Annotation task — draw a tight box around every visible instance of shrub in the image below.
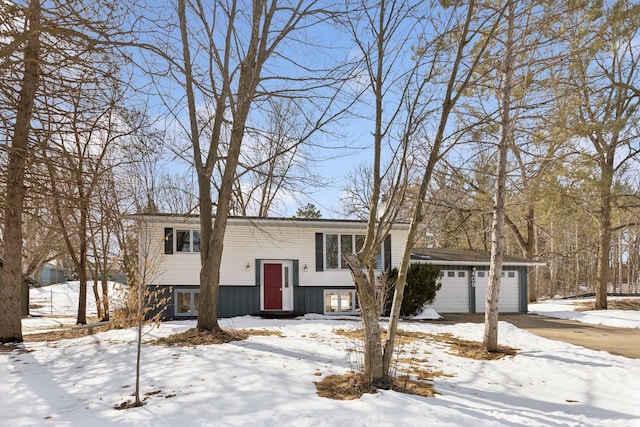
[386,264,441,317]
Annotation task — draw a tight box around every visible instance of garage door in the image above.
[475,270,519,313]
[430,270,469,312]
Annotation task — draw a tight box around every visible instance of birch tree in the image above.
[342,0,505,387]
[482,0,514,352]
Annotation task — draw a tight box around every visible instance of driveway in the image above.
[430,313,640,359]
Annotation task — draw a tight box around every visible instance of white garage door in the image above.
[430,270,469,312]
[475,270,519,313]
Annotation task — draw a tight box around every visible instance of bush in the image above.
[386,264,441,317]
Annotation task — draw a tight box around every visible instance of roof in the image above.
[411,247,544,267]
[134,213,411,230]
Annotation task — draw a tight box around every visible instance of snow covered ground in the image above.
[529,298,640,329]
[2,284,640,426]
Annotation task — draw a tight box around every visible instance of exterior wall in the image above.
[139,216,410,318]
[413,263,527,314]
[474,267,520,313]
[430,266,471,312]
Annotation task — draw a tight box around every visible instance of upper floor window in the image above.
[176,229,200,252]
[164,228,200,254]
[325,233,381,270]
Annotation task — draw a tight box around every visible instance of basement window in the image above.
[323,290,357,314]
[175,289,200,316]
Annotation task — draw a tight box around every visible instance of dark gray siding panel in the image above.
[293,260,299,287]
[468,269,476,313]
[519,266,528,313]
[147,284,185,319]
[217,286,260,318]
[294,286,357,315]
[151,284,260,319]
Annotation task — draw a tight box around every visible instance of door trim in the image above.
[260,260,293,311]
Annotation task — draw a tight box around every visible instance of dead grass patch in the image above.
[392,376,438,397]
[575,298,640,312]
[397,366,454,381]
[314,372,378,400]
[433,333,517,360]
[315,372,437,400]
[113,389,176,410]
[152,328,284,346]
[333,328,517,360]
[244,328,284,337]
[333,327,431,344]
[24,324,112,342]
[153,328,249,346]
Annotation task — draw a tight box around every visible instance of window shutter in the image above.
[383,234,391,271]
[164,228,174,254]
[315,233,324,271]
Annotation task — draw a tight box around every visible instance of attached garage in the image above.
[411,248,543,314]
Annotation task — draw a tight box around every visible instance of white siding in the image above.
[474,271,519,313]
[429,270,469,312]
[140,217,410,289]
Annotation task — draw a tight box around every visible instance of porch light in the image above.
[304,264,308,272]
[246,263,251,271]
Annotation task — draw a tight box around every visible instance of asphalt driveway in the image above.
[430,313,640,359]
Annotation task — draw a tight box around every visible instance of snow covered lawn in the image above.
[530,298,640,329]
[2,285,639,426]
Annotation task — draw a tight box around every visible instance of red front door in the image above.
[263,263,282,310]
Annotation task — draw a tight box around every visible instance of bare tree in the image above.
[341,0,505,386]
[232,98,325,217]
[482,0,514,353]
[0,0,40,343]
[559,0,640,309]
[384,0,505,375]
[172,0,350,333]
[1,0,145,338]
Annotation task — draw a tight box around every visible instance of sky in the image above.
[4,283,639,427]
[127,0,448,220]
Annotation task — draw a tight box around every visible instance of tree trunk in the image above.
[101,276,110,321]
[0,0,40,343]
[483,0,513,353]
[21,282,30,317]
[76,203,89,324]
[595,179,612,309]
[92,278,103,320]
[344,253,386,386]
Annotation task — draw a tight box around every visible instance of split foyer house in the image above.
[137,214,410,318]
[137,214,539,319]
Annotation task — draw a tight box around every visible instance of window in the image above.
[457,271,466,278]
[447,271,455,278]
[175,289,199,316]
[326,233,382,270]
[324,290,357,314]
[340,235,353,269]
[326,234,338,269]
[477,271,485,278]
[174,229,200,253]
[507,271,516,278]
